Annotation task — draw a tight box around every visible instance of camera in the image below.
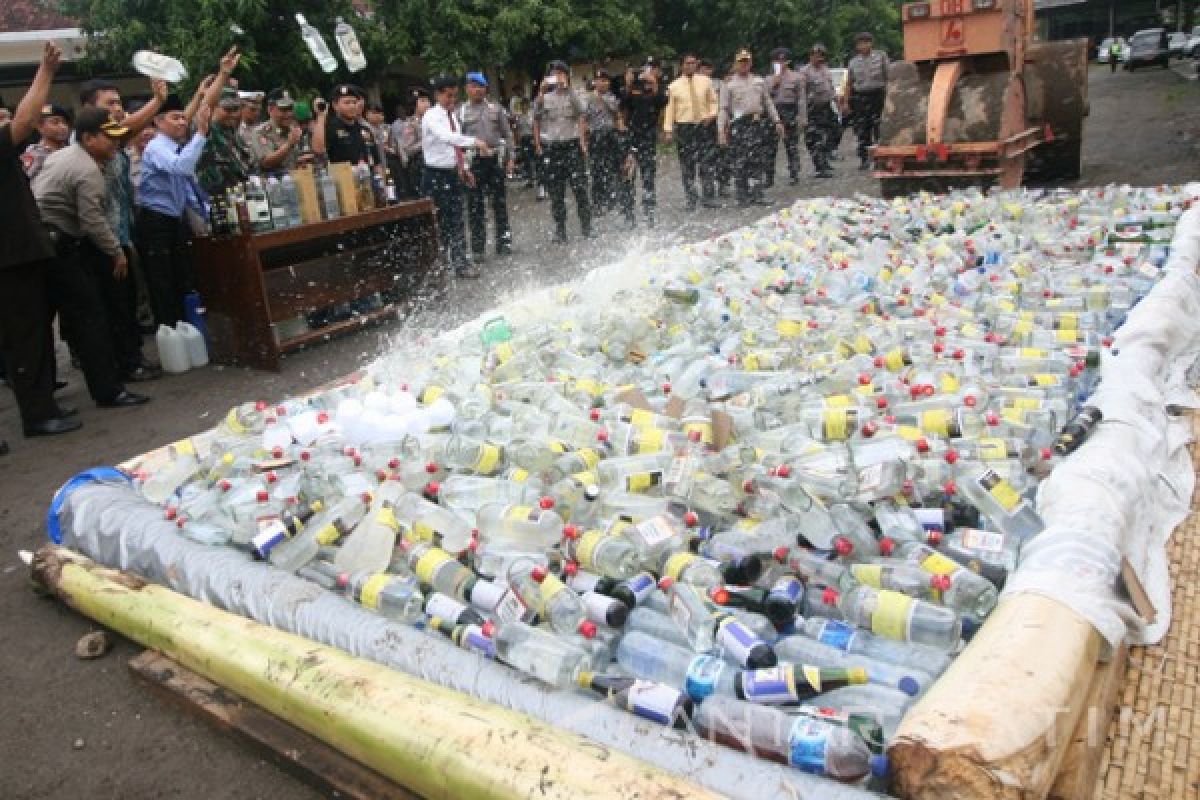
[313,98,328,114]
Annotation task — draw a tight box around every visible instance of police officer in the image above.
[533,60,592,244]
[251,89,311,174]
[313,84,380,168]
[699,59,731,197]
[394,89,431,199]
[844,32,889,170]
[586,69,620,214]
[802,44,838,179]
[765,47,804,187]
[718,49,784,207]
[459,72,515,258]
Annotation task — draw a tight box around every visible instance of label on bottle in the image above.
[546,438,569,454]
[460,624,497,658]
[626,681,681,725]
[314,522,343,546]
[822,409,850,441]
[976,438,1009,461]
[683,419,714,445]
[492,342,515,364]
[583,591,620,625]
[913,507,946,532]
[961,528,1006,554]
[574,531,605,569]
[421,385,445,405]
[776,318,805,338]
[716,617,762,667]
[884,348,907,372]
[920,551,961,577]
[787,718,831,775]
[573,378,605,399]
[663,552,698,583]
[853,334,873,355]
[634,428,666,455]
[871,590,915,641]
[1055,328,1078,344]
[359,573,391,610]
[1012,396,1043,411]
[623,572,657,605]
[508,468,530,483]
[664,454,692,495]
[251,520,289,559]
[978,469,1022,512]
[426,592,468,621]
[850,563,884,589]
[414,548,453,585]
[769,576,804,605]
[816,620,857,651]
[740,665,800,704]
[627,408,656,429]
[895,425,924,442]
[635,516,677,549]
[576,448,602,470]
[1020,348,1049,359]
[921,409,952,437]
[473,444,501,475]
[1031,373,1060,388]
[493,588,526,624]
[684,655,725,701]
[503,505,539,523]
[538,573,568,606]
[625,470,664,493]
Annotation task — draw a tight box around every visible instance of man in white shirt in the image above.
[421,75,491,279]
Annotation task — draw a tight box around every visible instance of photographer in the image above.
[533,61,592,244]
[619,66,667,227]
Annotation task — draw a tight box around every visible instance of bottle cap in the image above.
[861,421,878,438]
[708,587,730,605]
[272,446,284,459]
[589,408,601,421]
[564,561,580,577]
[562,524,581,540]
[775,464,792,479]
[539,496,555,510]
[942,480,957,496]
[963,394,977,407]
[833,537,853,557]
[388,457,401,469]
[773,546,790,563]
[857,372,871,386]
[741,479,755,494]
[219,480,232,491]
[875,397,889,410]
[164,507,177,521]
[985,411,1000,426]
[870,754,890,779]
[944,449,959,465]
[424,481,440,497]
[481,620,496,638]
[898,676,920,697]
[584,485,602,502]
[335,573,350,589]
[683,511,699,528]
[931,574,952,592]
[1040,447,1053,460]
[256,490,269,502]
[915,437,930,454]
[317,411,329,424]
[300,450,312,462]
[425,462,439,474]
[821,587,839,606]
[878,537,895,556]
[596,429,609,442]
[658,577,675,591]
[578,620,598,639]
[687,429,702,443]
[662,382,672,395]
[255,401,268,411]
[530,565,549,583]
[926,529,944,546]
[265,471,278,484]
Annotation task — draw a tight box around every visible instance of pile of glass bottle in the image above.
[132,185,1184,788]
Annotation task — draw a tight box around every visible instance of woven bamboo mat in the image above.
[1093,417,1200,799]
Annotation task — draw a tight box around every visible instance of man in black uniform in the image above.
[312,84,380,168]
[619,68,667,227]
[0,42,81,444]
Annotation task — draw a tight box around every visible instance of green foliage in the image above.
[60,0,904,92]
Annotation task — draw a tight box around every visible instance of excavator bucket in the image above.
[1024,38,1089,182]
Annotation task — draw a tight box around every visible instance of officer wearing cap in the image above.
[844,32,889,170]
[33,107,150,410]
[394,88,431,199]
[699,58,731,197]
[251,89,310,173]
[533,60,592,244]
[458,72,515,258]
[238,90,264,147]
[21,104,71,181]
[422,74,492,279]
[197,87,256,195]
[586,69,621,214]
[802,44,837,178]
[313,83,380,168]
[718,48,784,207]
[766,47,804,187]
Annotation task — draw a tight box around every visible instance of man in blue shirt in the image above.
[136,95,211,327]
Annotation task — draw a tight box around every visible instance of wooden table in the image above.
[191,201,439,371]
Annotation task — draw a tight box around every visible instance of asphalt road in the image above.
[1,64,1198,800]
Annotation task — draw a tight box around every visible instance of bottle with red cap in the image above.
[828,584,962,650]
[483,619,594,687]
[402,540,478,602]
[938,526,1020,590]
[562,527,642,579]
[506,557,596,638]
[879,539,999,616]
[657,549,724,590]
[798,615,955,675]
[391,491,474,554]
[332,502,404,575]
[226,485,284,546]
[428,616,497,659]
[250,500,323,560]
[956,465,1044,542]
[338,570,424,623]
[617,513,687,567]
[474,500,564,549]
[269,494,369,572]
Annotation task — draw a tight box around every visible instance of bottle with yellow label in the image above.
[563,527,642,579]
[506,557,594,637]
[431,475,543,514]
[404,540,477,601]
[879,540,999,617]
[337,570,423,623]
[957,466,1045,542]
[834,585,962,650]
[441,434,507,475]
[656,550,724,590]
[392,491,474,554]
[474,501,564,549]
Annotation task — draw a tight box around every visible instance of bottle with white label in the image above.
[575,671,694,728]
[422,591,484,626]
[880,539,999,616]
[833,585,962,650]
[957,466,1045,541]
[616,631,737,702]
[337,571,423,623]
[773,634,931,697]
[483,620,592,688]
[692,695,887,780]
[714,614,777,669]
[939,526,1021,588]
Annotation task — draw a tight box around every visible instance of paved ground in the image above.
[1,64,1199,800]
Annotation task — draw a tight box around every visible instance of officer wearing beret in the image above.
[312,83,380,168]
[251,89,311,174]
[533,60,592,244]
[766,47,804,187]
[458,72,514,257]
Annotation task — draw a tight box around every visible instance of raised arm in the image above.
[10,42,61,146]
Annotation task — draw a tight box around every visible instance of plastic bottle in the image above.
[316,167,341,219]
[773,634,930,697]
[799,616,954,675]
[296,13,339,73]
[245,176,273,232]
[280,173,303,228]
[157,324,190,374]
[334,16,367,72]
[616,631,737,701]
[575,671,694,728]
[832,585,962,651]
[175,321,208,368]
[484,620,592,688]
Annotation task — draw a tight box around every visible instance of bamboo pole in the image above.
[33,545,721,800]
[888,594,1103,800]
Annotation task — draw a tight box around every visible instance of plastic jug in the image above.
[156,324,190,374]
[183,291,209,346]
[176,322,209,369]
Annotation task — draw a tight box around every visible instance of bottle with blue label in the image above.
[615,631,737,702]
[714,614,777,669]
[800,616,954,676]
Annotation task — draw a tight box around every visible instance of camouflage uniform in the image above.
[197,123,256,196]
[249,121,308,175]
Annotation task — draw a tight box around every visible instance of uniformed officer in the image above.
[718,49,784,207]
[459,72,515,258]
[533,60,592,244]
[393,89,431,199]
[21,104,71,181]
[196,87,256,196]
[699,58,731,197]
[844,32,889,170]
[802,44,838,179]
[586,69,621,214]
[765,47,804,187]
[251,89,311,175]
[313,84,380,169]
[663,53,719,210]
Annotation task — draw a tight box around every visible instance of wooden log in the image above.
[889,593,1103,800]
[33,545,721,800]
[129,650,417,800]
[1047,644,1129,800]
